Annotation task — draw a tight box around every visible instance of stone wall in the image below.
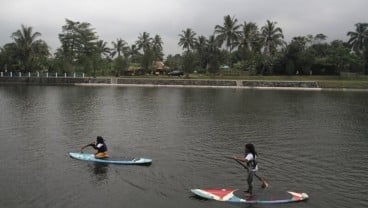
[117,78,237,86]
[0,77,319,88]
[242,80,318,88]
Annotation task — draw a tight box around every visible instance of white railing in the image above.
[0,72,85,78]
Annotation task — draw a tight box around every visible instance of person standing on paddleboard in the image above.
[81,136,109,159]
[233,143,258,197]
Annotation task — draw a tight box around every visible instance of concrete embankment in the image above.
[0,77,320,90]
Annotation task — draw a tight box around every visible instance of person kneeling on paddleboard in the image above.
[233,143,258,197]
[81,136,109,159]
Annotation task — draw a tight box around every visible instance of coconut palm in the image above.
[347,23,368,54]
[136,32,152,53]
[260,20,284,55]
[239,21,259,53]
[111,38,128,58]
[178,28,197,52]
[214,15,242,55]
[195,35,208,69]
[96,40,111,58]
[128,44,141,63]
[11,24,46,71]
[152,34,164,60]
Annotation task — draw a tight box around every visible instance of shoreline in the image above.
[75,83,368,92]
[1,77,368,92]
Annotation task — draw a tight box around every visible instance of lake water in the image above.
[1,85,368,208]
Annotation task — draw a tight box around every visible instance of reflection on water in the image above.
[88,163,109,182]
[0,85,367,208]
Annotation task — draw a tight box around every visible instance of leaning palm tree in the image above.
[214,15,242,61]
[178,28,197,53]
[347,23,368,54]
[260,20,284,55]
[11,24,42,71]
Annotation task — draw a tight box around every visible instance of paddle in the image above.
[227,156,269,188]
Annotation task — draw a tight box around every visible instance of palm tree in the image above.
[136,32,152,53]
[111,38,128,58]
[206,35,222,73]
[96,40,111,58]
[11,24,43,71]
[259,20,284,75]
[195,35,208,69]
[347,23,368,54]
[214,15,242,60]
[136,32,153,71]
[178,28,197,52]
[128,44,141,63]
[260,20,284,55]
[152,34,164,60]
[239,21,259,53]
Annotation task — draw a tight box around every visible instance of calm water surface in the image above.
[0,85,368,208]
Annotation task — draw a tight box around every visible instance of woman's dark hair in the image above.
[245,143,257,156]
[96,136,104,143]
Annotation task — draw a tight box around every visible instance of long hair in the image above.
[245,143,257,157]
[96,136,104,143]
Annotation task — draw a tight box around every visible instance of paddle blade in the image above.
[261,179,269,188]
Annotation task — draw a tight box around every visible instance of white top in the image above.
[245,153,258,172]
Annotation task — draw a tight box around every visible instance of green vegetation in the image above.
[1,16,368,82]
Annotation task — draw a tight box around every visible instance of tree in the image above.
[11,24,50,72]
[206,35,223,73]
[259,20,285,74]
[238,21,259,54]
[111,38,128,58]
[152,34,164,61]
[347,23,368,54]
[195,35,209,70]
[136,32,153,72]
[178,28,197,52]
[214,15,242,66]
[57,19,99,74]
[260,20,284,56]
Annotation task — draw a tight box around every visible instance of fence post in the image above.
[64,73,66,78]
[10,72,12,77]
[82,73,85,78]
[55,72,58,78]
[37,72,40,77]
[0,72,3,77]
[19,72,22,77]
[46,72,48,77]
[28,72,31,77]
[73,73,76,78]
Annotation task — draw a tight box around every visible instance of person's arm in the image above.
[232,156,248,163]
[80,141,96,152]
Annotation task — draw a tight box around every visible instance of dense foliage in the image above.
[1,16,367,76]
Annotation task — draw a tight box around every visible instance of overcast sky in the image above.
[1,0,367,56]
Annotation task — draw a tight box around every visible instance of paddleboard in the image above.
[191,189,308,204]
[69,152,152,165]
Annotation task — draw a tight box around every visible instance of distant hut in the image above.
[153,61,167,75]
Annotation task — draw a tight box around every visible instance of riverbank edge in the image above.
[1,77,368,92]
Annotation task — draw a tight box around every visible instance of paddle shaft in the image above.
[232,157,263,181]
[227,156,269,188]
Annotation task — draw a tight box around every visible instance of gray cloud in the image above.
[1,0,367,56]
